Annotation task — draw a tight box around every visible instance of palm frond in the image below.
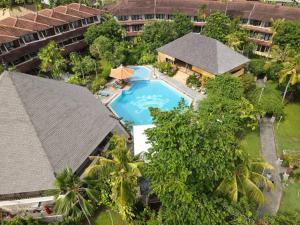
[216,176,238,202]
[241,178,265,203]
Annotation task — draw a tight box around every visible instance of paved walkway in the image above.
[257,118,283,217]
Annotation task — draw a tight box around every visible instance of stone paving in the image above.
[257,117,283,217]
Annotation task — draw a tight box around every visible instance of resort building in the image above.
[157,33,249,81]
[107,0,300,56]
[0,3,102,73]
[0,71,127,214]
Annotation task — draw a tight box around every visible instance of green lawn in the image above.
[279,181,300,213]
[275,104,300,154]
[92,209,126,225]
[240,130,261,159]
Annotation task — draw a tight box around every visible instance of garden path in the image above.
[257,118,283,217]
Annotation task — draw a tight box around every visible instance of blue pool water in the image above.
[129,66,151,80]
[110,80,191,125]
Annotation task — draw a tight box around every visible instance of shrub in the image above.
[240,73,256,96]
[155,62,176,77]
[206,74,244,100]
[292,167,300,179]
[248,59,266,77]
[250,82,284,118]
[266,63,283,81]
[91,75,107,93]
[186,74,200,87]
[67,75,90,86]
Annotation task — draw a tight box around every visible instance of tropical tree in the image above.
[278,53,300,102]
[69,52,97,78]
[50,168,98,225]
[84,13,125,45]
[38,41,66,80]
[84,135,143,221]
[173,12,193,38]
[216,156,274,203]
[203,12,231,43]
[271,19,300,52]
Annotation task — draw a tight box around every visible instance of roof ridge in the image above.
[7,72,56,175]
[0,24,33,32]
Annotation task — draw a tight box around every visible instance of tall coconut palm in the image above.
[278,54,300,102]
[270,18,285,42]
[85,134,143,221]
[50,168,98,225]
[216,159,274,203]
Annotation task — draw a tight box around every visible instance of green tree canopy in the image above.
[205,75,244,100]
[84,14,125,45]
[172,12,193,38]
[272,20,300,53]
[38,40,66,80]
[250,82,284,117]
[203,12,231,43]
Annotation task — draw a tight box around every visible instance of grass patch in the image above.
[93,209,126,225]
[240,130,261,159]
[279,180,300,213]
[275,104,300,154]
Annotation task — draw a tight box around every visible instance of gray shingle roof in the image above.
[0,71,118,196]
[157,33,249,75]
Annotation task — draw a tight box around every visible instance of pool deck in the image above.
[98,65,206,108]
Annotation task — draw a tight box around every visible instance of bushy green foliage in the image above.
[250,83,284,117]
[172,12,193,38]
[205,75,244,100]
[240,73,256,96]
[0,0,42,8]
[84,14,125,45]
[67,75,90,86]
[248,59,266,77]
[266,62,283,80]
[186,74,200,87]
[38,41,66,80]
[203,12,231,43]
[155,62,176,76]
[263,211,300,225]
[272,20,300,53]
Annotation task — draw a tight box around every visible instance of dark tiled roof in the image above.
[0,71,118,196]
[39,8,81,22]
[109,0,300,21]
[157,33,249,74]
[0,17,51,32]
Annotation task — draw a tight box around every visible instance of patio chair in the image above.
[113,82,123,89]
[99,90,109,96]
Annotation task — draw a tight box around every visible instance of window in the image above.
[263,33,271,41]
[93,16,99,22]
[63,39,72,46]
[256,45,270,53]
[167,14,173,20]
[240,18,248,24]
[23,33,36,43]
[4,42,15,51]
[55,25,69,33]
[0,44,7,54]
[131,15,143,20]
[249,19,261,26]
[86,17,94,24]
[261,21,271,27]
[117,15,129,21]
[124,26,130,32]
[132,24,143,32]
[156,14,165,20]
[145,14,154,20]
[71,20,82,29]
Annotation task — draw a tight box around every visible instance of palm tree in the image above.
[216,159,274,203]
[85,134,143,221]
[270,18,285,42]
[51,168,97,225]
[278,54,300,102]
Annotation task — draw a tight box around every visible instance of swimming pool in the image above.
[109,80,191,125]
[129,66,151,80]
